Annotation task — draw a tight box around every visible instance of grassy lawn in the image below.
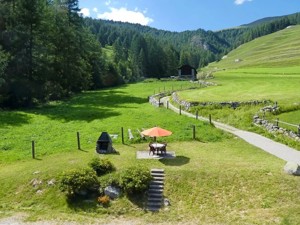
[1,139,299,224]
[0,80,204,163]
[178,71,300,106]
[0,80,300,224]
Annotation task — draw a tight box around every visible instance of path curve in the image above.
[161,96,300,164]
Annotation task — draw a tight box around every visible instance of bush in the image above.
[120,166,152,195]
[97,195,110,206]
[59,168,99,196]
[98,172,121,189]
[88,157,116,176]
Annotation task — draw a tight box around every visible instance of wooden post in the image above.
[32,141,35,159]
[77,131,81,150]
[276,118,279,127]
[196,110,198,120]
[158,98,161,106]
[192,125,196,140]
[209,114,212,124]
[121,127,124,144]
[167,101,169,109]
[298,124,300,137]
[179,105,181,115]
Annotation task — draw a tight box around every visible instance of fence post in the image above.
[192,125,196,140]
[77,131,81,150]
[196,110,198,120]
[121,127,124,144]
[158,98,161,106]
[32,141,35,159]
[298,124,300,137]
[167,101,169,109]
[179,105,181,115]
[276,118,279,127]
[209,114,212,124]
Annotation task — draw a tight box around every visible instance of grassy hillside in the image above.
[208,25,300,69]
[176,26,300,148]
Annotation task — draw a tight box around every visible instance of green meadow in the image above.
[1,80,300,224]
[177,26,300,148]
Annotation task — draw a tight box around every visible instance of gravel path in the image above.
[161,97,300,164]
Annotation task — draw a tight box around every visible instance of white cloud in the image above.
[93,7,98,13]
[79,8,90,17]
[105,0,111,6]
[97,7,154,26]
[234,0,253,5]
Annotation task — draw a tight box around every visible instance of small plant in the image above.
[59,168,99,196]
[97,195,110,206]
[120,166,152,195]
[88,157,116,176]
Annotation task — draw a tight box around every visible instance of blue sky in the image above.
[79,0,299,32]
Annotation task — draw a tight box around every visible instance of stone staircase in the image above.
[147,168,165,211]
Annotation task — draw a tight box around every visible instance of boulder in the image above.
[284,162,300,176]
[104,185,121,199]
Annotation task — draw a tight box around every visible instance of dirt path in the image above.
[161,96,300,164]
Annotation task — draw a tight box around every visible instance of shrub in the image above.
[97,195,110,206]
[98,172,121,189]
[88,157,116,176]
[59,168,99,196]
[120,166,152,195]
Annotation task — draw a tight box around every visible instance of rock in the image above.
[284,162,300,176]
[104,185,121,199]
[164,198,171,206]
[47,179,56,186]
[30,178,42,188]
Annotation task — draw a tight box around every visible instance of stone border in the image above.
[171,92,270,111]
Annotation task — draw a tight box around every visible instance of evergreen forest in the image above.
[0,0,299,108]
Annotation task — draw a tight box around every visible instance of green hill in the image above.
[207,25,300,69]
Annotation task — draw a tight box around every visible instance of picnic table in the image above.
[149,142,167,155]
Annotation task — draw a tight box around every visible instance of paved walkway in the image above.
[160,97,300,164]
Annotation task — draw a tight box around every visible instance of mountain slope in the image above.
[206,25,300,70]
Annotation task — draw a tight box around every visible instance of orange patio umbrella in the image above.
[141,126,172,141]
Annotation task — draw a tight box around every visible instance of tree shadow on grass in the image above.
[32,89,147,122]
[126,192,147,210]
[159,155,190,166]
[66,194,99,211]
[0,111,31,127]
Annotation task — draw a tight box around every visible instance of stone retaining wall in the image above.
[171,92,270,111]
[253,105,300,142]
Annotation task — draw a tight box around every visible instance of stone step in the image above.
[147,201,162,207]
[148,197,162,203]
[150,180,164,185]
[147,168,165,212]
[151,172,165,178]
[148,188,163,193]
[149,184,164,189]
[148,192,163,198]
[151,168,164,173]
[152,177,165,182]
